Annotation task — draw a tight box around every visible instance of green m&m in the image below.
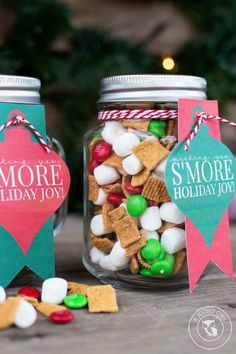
[150,254,175,276]
[127,195,147,217]
[148,120,167,138]
[139,267,153,277]
[64,293,88,309]
[141,239,162,262]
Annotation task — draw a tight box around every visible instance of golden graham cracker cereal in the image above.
[126,234,146,257]
[158,222,176,233]
[94,205,103,215]
[108,206,126,224]
[102,204,114,231]
[68,282,89,296]
[17,295,38,307]
[103,153,123,169]
[90,234,114,253]
[112,215,141,248]
[36,302,66,317]
[122,119,149,131]
[87,285,119,313]
[173,250,187,274]
[88,174,99,202]
[166,119,176,136]
[89,137,104,161]
[132,137,169,171]
[103,183,123,194]
[122,174,131,198]
[137,251,151,269]
[142,177,171,202]
[0,297,20,329]
[130,255,140,274]
[131,168,150,187]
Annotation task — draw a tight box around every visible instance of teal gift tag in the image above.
[166,121,236,247]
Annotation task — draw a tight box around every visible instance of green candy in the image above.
[139,267,153,277]
[64,293,88,309]
[127,195,147,217]
[141,239,162,262]
[148,120,167,138]
[92,134,102,141]
[150,253,175,276]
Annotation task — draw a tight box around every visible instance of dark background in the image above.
[0,0,235,212]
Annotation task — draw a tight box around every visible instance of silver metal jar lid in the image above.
[99,74,207,102]
[0,75,41,104]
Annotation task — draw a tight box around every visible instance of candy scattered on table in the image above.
[87,118,186,277]
[41,278,68,304]
[0,279,119,330]
[17,286,41,300]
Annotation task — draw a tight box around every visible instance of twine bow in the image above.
[0,115,51,153]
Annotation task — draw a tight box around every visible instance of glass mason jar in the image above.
[83,75,207,290]
[0,75,68,285]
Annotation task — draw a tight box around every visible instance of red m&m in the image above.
[88,160,100,174]
[107,194,123,206]
[50,310,74,324]
[17,287,41,300]
[93,142,112,162]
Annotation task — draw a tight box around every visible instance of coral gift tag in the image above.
[0,104,70,287]
[166,99,236,291]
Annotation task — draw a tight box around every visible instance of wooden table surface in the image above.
[2,215,236,354]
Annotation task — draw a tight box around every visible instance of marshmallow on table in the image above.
[0,286,6,304]
[90,214,112,236]
[140,206,162,231]
[161,227,186,254]
[41,278,68,304]
[113,132,140,157]
[160,202,185,224]
[14,299,37,329]
[154,157,167,179]
[122,154,144,175]
[109,241,129,268]
[94,188,108,205]
[90,246,106,264]
[99,255,121,271]
[101,121,126,144]
[94,165,120,186]
[140,229,159,241]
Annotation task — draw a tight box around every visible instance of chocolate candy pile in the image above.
[88,118,187,276]
[0,279,119,330]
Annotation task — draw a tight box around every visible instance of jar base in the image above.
[83,256,191,291]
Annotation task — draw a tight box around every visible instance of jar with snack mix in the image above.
[83,75,207,289]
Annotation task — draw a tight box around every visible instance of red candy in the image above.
[148,200,159,207]
[93,142,112,162]
[50,310,74,324]
[107,193,123,206]
[124,183,143,195]
[17,286,41,299]
[88,160,100,174]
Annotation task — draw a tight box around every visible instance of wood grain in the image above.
[1,216,236,354]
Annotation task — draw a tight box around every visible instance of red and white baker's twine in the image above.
[99,108,236,152]
[0,115,51,153]
[185,112,236,151]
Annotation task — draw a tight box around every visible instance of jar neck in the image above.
[98,101,178,112]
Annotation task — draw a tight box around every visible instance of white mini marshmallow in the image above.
[0,286,6,304]
[99,255,120,271]
[90,214,111,236]
[160,202,185,224]
[140,206,162,231]
[154,158,167,179]
[109,241,129,268]
[94,188,108,205]
[41,277,68,304]
[161,227,186,254]
[14,299,37,329]
[94,165,120,186]
[140,229,159,241]
[101,121,126,144]
[122,154,144,175]
[113,132,140,157]
[90,246,106,264]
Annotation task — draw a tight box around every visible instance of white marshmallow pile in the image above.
[41,277,68,304]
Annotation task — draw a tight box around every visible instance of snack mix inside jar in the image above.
[83,75,207,289]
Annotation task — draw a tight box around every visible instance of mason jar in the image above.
[83,75,207,290]
[0,75,68,285]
